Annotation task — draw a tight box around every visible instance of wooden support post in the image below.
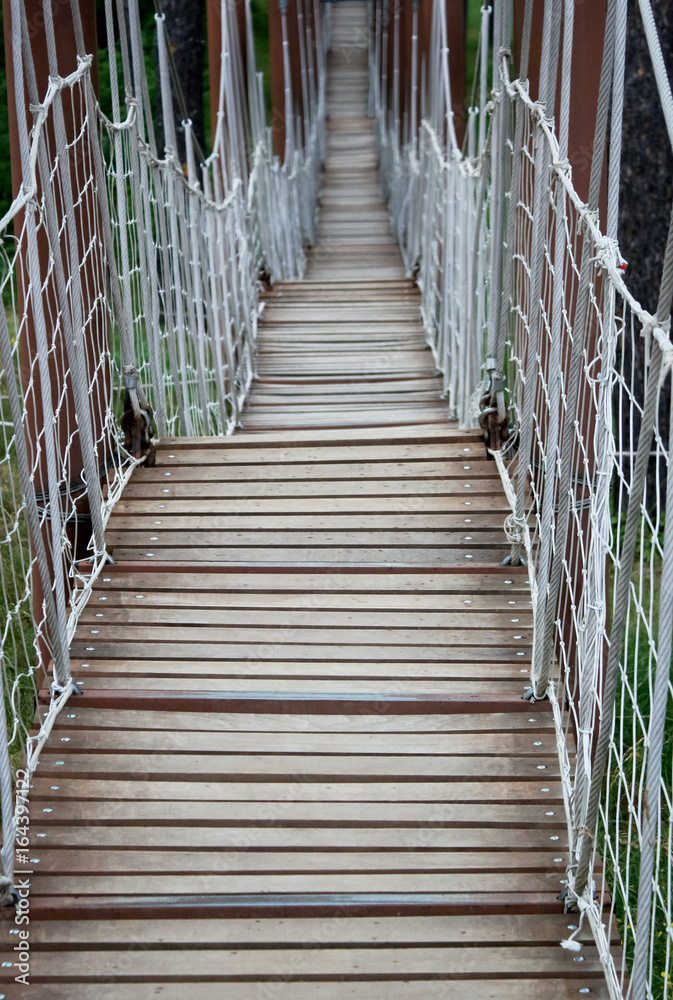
[207,0,249,160]
[3,0,106,655]
[269,0,287,159]
[446,0,465,147]
[513,0,607,209]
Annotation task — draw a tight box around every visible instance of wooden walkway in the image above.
[6,4,610,997]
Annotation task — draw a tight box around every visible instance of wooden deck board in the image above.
[7,4,609,997]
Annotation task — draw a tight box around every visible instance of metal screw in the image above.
[50,786,59,790]
[464,501,472,505]
[98,597,107,601]
[43,808,52,813]
[537,765,547,770]
[146,553,155,557]
[545,811,555,816]
[465,554,473,559]
[61,738,70,742]
[533,741,542,746]
[103,577,111,582]
[568,925,578,930]
[550,835,559,840]
[55,761,64,766]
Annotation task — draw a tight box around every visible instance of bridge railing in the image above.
[0,0,324,903]
[374,1,673,998]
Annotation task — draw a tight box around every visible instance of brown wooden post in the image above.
[207,0,222,152]
[446,0,465,147]
[513,0,607,210]
[512,0,609,704]
[207,0,250,160]
[418,0,433,120]
[3,0,105,649]
[269,0,287,158]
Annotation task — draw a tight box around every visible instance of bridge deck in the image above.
[9,4,610,997]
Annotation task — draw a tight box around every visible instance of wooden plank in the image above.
[30,778,561,801]
[85,588,529,609]
[90,571,529,591]
[26,912,606,945]
[129,461,494,483]
[27,826,567,851]
[72,624,531,647]
[6,945,606,979]
[27,873,570,894]
[35,752,557,778]
[4,982,612,999]
[34,730,552,755]
[52,709,549,733]
[149,442,487,464]
[25,850,570,874]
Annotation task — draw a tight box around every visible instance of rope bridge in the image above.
[0,1,672,998]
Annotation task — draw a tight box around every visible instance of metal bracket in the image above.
[522,687,548,703]
[501,553,527,567]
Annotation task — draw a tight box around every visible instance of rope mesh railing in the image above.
[0,0,324,905]
[374,1,673,998]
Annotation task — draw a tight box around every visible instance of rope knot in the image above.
[592,235,627,272]
[642,317,673,383]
